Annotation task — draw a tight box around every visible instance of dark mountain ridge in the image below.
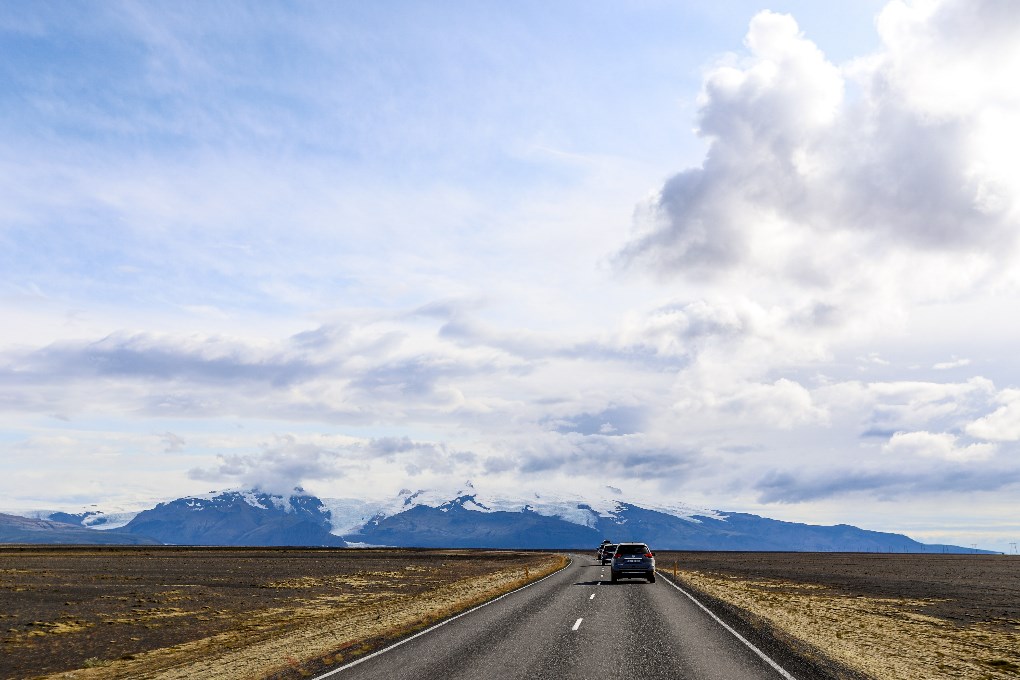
[352,495,979,553]
[118,491,345,547]
[0,513,157,545]
[5,490,995,553]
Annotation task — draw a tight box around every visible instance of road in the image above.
[313,554,799,680]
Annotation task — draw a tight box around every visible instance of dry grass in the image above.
[36,553,566,680]
[680,569,1020,679]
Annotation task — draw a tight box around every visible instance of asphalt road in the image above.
[315,555,798,680]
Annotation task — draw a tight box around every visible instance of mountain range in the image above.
[1,486,992,553]
[0,512,157,545]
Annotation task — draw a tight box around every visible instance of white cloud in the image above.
[673,377,827,430]
[883,430,996,462]
[619,3,1020,290]
[966,388,1020,441]
[874,0,1020,120]
[933,358,971,370]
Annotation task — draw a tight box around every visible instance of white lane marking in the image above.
[308,558,571,680]
[572,618,583,631]
[658,572,798,680]
[589,593,595,600]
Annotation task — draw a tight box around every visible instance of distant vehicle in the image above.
[596,539,613,560]
[610,542,655,582]
[599,543,618,565]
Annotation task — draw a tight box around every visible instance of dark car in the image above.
[610,542,655,582]
[600,543,618,565]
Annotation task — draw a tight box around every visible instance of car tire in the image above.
[610,571,618,583]
[647,573,655,583]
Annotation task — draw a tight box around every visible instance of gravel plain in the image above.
[0,546,562,680]
[658,552,1020,680]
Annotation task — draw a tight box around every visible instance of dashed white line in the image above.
[307,559,570,679]
[589,593,595,600]
[572,618,583,631]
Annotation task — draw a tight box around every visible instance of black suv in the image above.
[610,542,655,582]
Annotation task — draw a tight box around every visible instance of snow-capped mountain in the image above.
[338,489,958,552]
[9,505,142,531]
[117,489,345,547]
[319,483,723,535]
[4,484,992,553]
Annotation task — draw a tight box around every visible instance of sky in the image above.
[2,0,1019,551]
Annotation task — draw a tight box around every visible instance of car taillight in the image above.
[644,551,653,558]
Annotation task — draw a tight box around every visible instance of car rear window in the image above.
[616,544,648,555]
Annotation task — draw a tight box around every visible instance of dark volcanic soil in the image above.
[0,546,550,680]
[657,552,1020,632]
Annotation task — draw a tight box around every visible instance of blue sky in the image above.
[3,0,1020,551]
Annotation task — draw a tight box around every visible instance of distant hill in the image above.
[118,491,346,547]
[2,487,995,553]
[0,513,157,545]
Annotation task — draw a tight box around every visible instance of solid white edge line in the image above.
[571,617,583,631]
[308,556,571,680]
[657,571,798,680]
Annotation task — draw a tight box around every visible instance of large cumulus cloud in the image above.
[619,3,1019,287]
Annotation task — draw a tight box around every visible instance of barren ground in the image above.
[658,552,1020,680]
[0,546,564,680]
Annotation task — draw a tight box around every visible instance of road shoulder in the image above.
[658,569,870,680]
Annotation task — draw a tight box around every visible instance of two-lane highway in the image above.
[313,555,798,680]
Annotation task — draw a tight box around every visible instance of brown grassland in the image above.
[659,551,1020,680]
[6,547,1017,680]
[0,546,565,680]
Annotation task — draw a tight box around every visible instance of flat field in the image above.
[0,546,563,680]
[658,552,1020,680]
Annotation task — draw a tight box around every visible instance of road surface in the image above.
[313,554,800,680]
